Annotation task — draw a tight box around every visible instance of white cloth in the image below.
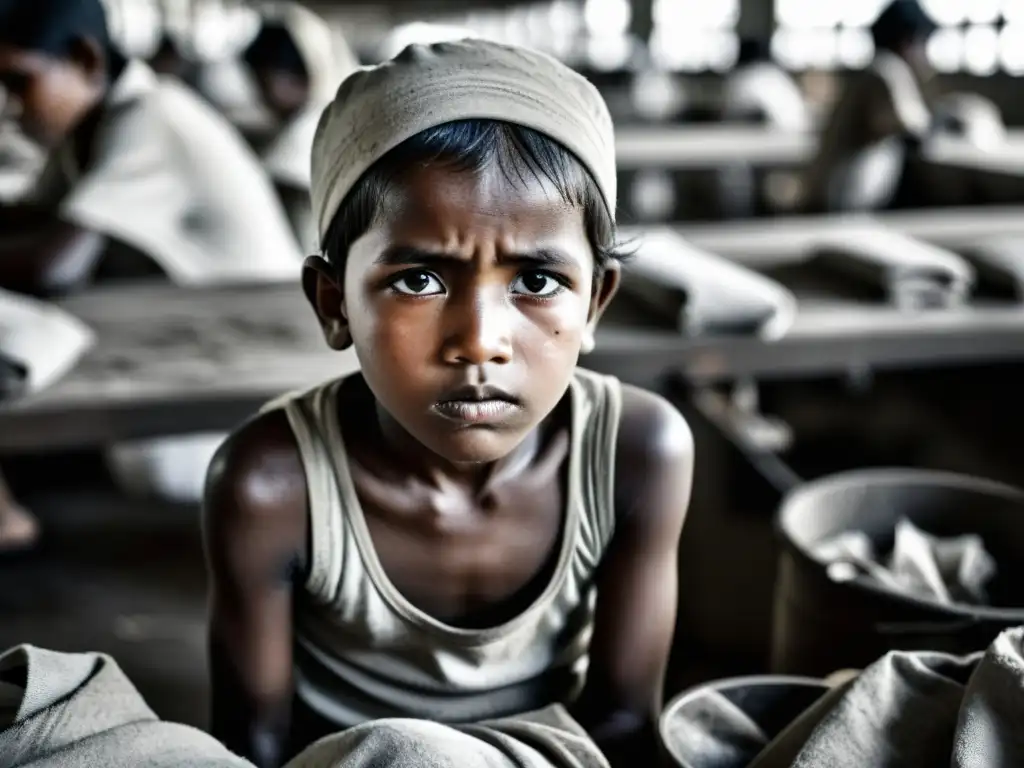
[813,518,997,606]
[721,62,811,132]
[0,288,94,395]
[32,59,303,285]
[311,38,616,247]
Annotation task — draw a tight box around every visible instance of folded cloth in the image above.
[809,226,975,309]
[0,645,250,768]
[620,229,797,340]
[287,705,610,768]
[959,237,1024,301]
[812,517,997,606]
[0,288,94,397]
[749,626,1024,768]
[660,689,773,768]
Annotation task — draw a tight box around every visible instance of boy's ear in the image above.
[302,256,352,350]
[68,36,106,84]
[581,262,621,355]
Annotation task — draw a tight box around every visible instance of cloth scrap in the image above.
[812,517,996,605]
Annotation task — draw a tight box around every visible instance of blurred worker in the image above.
[0,0,305,539]
[242,3,359,251]
[721,39,811,132]
[149,32,198,86]
[800,0,937,212]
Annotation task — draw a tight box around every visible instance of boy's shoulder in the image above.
[613,381,694,527]
[204,407,308,530]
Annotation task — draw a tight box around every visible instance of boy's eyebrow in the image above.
[374,245,579,269]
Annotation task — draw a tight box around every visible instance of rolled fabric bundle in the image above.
[808,226,975,309]
[619,229,797,339]
[958,237,1024,302]
[0,288,93,397]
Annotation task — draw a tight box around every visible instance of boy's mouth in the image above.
[432,385,522,425]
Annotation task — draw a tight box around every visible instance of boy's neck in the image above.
[373,399,545,494]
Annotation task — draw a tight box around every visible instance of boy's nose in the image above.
[442,292,513,366]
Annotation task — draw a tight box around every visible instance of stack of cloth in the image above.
[661,626,1024,767]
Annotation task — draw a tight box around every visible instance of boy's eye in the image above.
[390,270,445,296]
[511,271,564,297]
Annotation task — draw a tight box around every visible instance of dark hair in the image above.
[323,119,628,278]
[0,0,125,77]
[871,0,936,52]
[243,22,308,79]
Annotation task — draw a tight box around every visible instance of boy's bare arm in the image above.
[570,385,694,767]
[203,413,309,768]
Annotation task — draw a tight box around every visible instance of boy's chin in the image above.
[419,427,529,467]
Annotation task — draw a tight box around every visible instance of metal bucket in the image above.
[660,675,829,768]
[773,468,1024,677]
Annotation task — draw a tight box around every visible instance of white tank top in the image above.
[267,368,622,727]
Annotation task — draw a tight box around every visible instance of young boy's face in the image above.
[309,163,619,466]
[0,44,104,148]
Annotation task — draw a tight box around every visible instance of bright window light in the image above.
[654,0,739,30]
[966,0,1001,23]
[963,24,1000,75]
[1004,0,1024,23]
[583,0,631,36]
[999,24,1024,73]
[837,27,875,68]
[920,0,969,26]
[585,33,633,70]
[926,27,965,72]
[708,33,740,72]
[772,28,839,70]
[839,0,891,27]
[776,0,843,28]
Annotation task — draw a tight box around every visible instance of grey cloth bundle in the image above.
[0,645,250,767]
[662,627,1024,768]
[0,645,607,768]
[290,705,610,768]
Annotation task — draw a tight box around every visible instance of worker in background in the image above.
[148,31,198,87]
[0,0,305,540]
[721,39,811,132]
[800,0,937,212]
[242,2,358,252]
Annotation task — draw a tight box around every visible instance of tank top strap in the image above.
[261,380,348,603]
[570,368,623,563]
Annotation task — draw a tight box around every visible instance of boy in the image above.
[205,39,693,768]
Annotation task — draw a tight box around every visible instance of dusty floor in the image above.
[0,454,209,728]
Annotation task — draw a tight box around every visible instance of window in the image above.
[650,0,741,72]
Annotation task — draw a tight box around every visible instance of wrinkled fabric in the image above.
[664,627,1024,768]
[288,705,610,768]
[813,518,997,606]
[0,645,250,768]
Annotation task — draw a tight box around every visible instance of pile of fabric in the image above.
[662,626,1024,767]
[0,645,608,768]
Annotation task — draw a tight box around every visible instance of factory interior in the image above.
[3,0,1024,765]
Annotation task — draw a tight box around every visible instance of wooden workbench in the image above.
[4,279,1024,452]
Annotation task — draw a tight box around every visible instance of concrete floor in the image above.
[0,456,209,729]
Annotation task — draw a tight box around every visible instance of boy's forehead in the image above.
[350,164,593,271]
[384,163,584,235]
